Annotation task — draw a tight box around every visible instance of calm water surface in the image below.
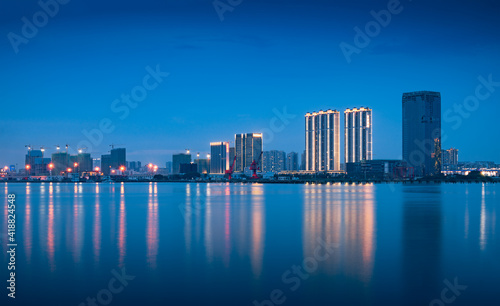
[1,182,499,306]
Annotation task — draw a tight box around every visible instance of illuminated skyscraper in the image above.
[305,110,340,172]
[210,142,230,174]
[235,133,263,172]
[402,91,441,176]
[344,107,373,164]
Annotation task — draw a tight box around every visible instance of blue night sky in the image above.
[1,0,499,167]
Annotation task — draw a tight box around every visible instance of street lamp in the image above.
[25,164,31,176]
[67,168,72,173]
[48,163,54,176]
[73,162,78,173]
[119,166,126,174]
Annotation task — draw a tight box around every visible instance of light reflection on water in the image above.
[1,182,499,305]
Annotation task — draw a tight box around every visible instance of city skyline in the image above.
[1,0,500,166]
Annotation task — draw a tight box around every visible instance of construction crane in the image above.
[225,155,237,180]
[249,151,263,179]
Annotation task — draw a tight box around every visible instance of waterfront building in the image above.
[173,153,192,174]
[195,159,210,174]
[51,152,70,175]
[344,107,373,163]
[235,133,263,172]
[305,110,340,172]
[76,153,93,172]
[346,159,409,180]
[402,91,441,176]
[262,150,286,172]
[287,152,299,171]
[442,148,458,165]
[210,142,230,174]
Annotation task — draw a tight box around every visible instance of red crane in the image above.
[249,151,263,179]
[225,155,237,180]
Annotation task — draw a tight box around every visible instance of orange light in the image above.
[67,168,72,172]
[111,170,116,174]
[25,164,31,170]
[74,162,78,167]
[119,166,125,171]
[148,163,153,168]
[94,167,100,172]
[48,163,54,169]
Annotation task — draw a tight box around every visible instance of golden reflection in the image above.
[204,185,213,264]
[118,185,126,267]
[223,185,230,267]
[23,183,32,264]
[250,184,265,278]
[303,183,375,283]
[147,182,159,268]
[72,189,83,264]
[48,185,55,271]
[94,184,101,264]
[184,183,192,254]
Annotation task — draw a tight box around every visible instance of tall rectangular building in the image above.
[305,110,340,172]
[286,152,299,171]
[442,148,458,165]
[210,142,230,174]
[110,148,126,169]
[402,91,441,176]
[235,133,263,172]
[344,107,373,163]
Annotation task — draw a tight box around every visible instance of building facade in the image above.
[76,153,93,172]
[305,110,340,172]
[262,150,286,173]
[210,142,230,174]
[235,133,263,172]
[287,152,299,171]
[344,107,373,163]
[402,91,441,176]
[51,152,70,175]
[172,153,192,174]
[442,148,458,165]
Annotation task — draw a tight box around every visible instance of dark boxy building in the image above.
[51,152,70,175]
[101,148,126,175]
[346,160,409,180]
[173,153,192,174]
[402,91,441,177]
[77,153,93,172]
[179,163,198,174]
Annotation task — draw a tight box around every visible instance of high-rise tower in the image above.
[305,110,340,172]
[402,91,441,176]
